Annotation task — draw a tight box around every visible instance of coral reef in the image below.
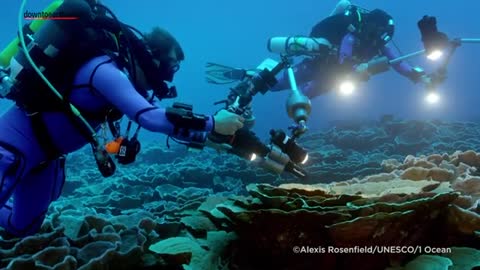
[300,118,480,182]
[2,117,480,269]
[208,181,479,269]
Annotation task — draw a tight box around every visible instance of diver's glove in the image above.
[353,63,371,82]
[212,109,245,136]
[419,74,433,88]
[425,70,447,89]
[418,16,438,38]
[408,66,427,83]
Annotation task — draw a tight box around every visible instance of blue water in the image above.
[0,0,478,142]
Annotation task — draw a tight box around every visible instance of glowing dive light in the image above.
[339,81,355,96]
[426,50,444,61]
[425,91,440,104]
[249,153,257,161]
[301,153,309,164]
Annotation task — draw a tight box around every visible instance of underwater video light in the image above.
[426,49,444,61]
[301,153,309,164]
[425,91,440,104]
[423,35,449,59]
[418,15,450,61]
[249,153,257,161]
[339,80,356,96]
[270,129,309,165]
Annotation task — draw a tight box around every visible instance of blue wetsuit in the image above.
[0,55,214,237]
[270,13,421,98]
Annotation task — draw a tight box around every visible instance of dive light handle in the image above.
[207,131,234,145]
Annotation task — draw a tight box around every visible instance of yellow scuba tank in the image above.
[0,0,64,67]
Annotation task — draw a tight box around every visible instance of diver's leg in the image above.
[0,157,65,237]
[297,68,335,99]
[270,57,325,93]
[0,143,27,237]
[0,144,25,204]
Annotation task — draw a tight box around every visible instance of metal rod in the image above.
[459,38,480,43]
[387,37,480,65]
[389,49,426,64]
[287,67,299,92]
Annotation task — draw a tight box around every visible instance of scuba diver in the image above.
[268,1,433,98]
[207,0,433,99]
[0,0,244,238]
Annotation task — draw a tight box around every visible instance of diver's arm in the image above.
[338,33,355,64]
[91,61,213,140]
[381,44,425,82]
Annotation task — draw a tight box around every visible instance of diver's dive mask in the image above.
[143,51,180,101]
[154,56,180,81]
[128,32,179,100]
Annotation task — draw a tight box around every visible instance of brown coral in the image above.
[203,183,480,270]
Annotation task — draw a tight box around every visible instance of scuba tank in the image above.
[267,36,332,56]
[0,0,120,177]
[9,0,118,113]
[0,0,64,67]
[0,0,63,99]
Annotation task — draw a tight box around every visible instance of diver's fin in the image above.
[205,58,281,85]
[205,62,248,84]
